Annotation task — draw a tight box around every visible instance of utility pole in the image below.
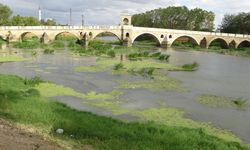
[69,8,72,26]
[81,14,84,26]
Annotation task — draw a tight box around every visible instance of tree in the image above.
[41,19,57,26]
[0,3,12,25]
[132,6,215,31]
[10,15,41,26]
[220,13,250,34]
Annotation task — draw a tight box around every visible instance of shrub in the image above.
[182,62,199,71]
[158,54,170,62]
[114,63,124,70]
[107,50,116,58]
[44,48,55,54]
[24,76,44,86]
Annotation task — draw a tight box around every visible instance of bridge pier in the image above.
[123,37,132,47]
[79,32,90,49]
[40,32,50,44]
[161,41,171,49]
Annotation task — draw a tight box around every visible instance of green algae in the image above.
[130,107,241,143]
[35,82,122,102]
[0,56,30,62]
[35,83,85,98]
[34,82,242,143]
[116,75,183,91]
[197,94,248,109]
[74,58,184,73]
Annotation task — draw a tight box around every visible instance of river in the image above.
[0,41,250,143]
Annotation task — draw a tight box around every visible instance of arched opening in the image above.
[93,32,121,45]
[229,40,236,49]
[200,37,207,48]
[123,18,129,25]
[237,40,250,49]
[89,32,93,39]
[55,32,78,41]
[126,33,130,38]
[209,38,229,49]
[171,36,199,48]
[21,32,39,42]
[133,33,161,47]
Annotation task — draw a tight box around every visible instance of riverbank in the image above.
[0,118,63,150]
[1,39,250,149]
[0,74,249,149]
[172,44,250,57]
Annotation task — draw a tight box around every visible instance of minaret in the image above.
[38,6,42,21]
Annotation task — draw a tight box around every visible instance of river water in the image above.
[0,42,250,142]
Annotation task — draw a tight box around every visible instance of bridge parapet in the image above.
[0,25,249,49]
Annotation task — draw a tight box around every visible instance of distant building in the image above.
[38,6,42,21]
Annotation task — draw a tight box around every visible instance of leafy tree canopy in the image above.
[132,6,215,31]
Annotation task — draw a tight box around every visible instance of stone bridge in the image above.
[0,15,250,49]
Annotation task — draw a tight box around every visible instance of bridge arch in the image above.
[237,40,250,48]
[170,35,200,47]
[20,32,39,41]
[54,31,79,41]
[92,31,121,42]
[208,38,229,49]
[132,33,161,46]
[229,40,237,49]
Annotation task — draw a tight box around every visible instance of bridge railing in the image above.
[132,26,250,38]
[0,26,121,30]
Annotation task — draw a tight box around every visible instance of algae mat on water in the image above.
[74,58,184,73]
[197,94,249,109]
[0,56,30,63]
[35,82,242,143]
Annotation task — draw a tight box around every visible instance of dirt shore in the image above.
[0,118,63,150]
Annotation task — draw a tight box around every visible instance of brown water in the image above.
[0,45,250,142]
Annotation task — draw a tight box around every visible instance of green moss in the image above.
[35,83,85,98]
[116,75,183,91]
[75,58,184,73]
[0,56,30,62]
[197,94,248,109]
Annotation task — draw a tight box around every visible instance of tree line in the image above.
[0,3,56,26]
[220,13,250,34]
[132,6,215,32]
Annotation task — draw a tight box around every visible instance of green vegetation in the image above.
[197,95,248,109]
[0,3,57,26]
[12,38,40,49]
[182,62,199,71]
[44,48,55,54]
[0,74,249,149]
[113,62,124,70]
[74,58,185,73]
[221,12,250,34]
[172,41,198,48]
[116,75,183,91]
[0,56,29,62]
[132,6,215,31]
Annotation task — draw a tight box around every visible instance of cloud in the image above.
[0,0,249,27]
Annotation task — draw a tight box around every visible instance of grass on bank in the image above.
[0,74,249,150]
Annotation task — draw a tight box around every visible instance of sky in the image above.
[0,0,249,28]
